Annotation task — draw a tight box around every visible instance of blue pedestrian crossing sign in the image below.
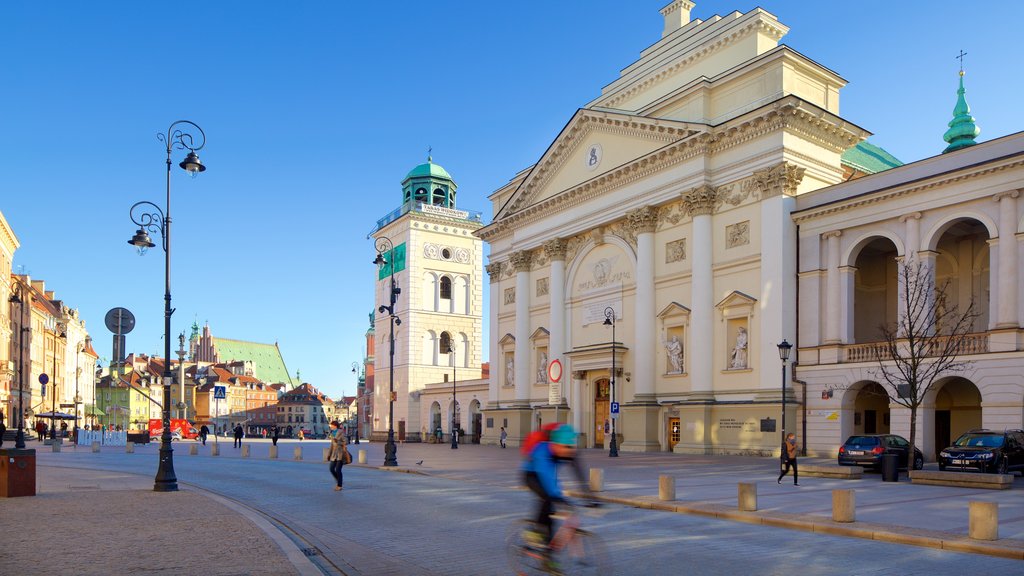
[213,385,227,399]
[610,402,620,414]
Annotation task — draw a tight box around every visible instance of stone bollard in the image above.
[659,475,676,501]
[242,444,251,458]
[52,440,62,453]
[189,444,198,456]
[294,446,303,461]
[969,501,998,541]
[269,446,278,459]
[832,489,856,523]
[738,482,757,511]
[358,449,367,464]
[125,443,134,454]
[590,468,604,492]
[91,441,100,453]
[211,444,219,456]
[322,447,330,462]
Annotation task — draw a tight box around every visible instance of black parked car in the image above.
[838,434,924,470]
[938,429,1024,474]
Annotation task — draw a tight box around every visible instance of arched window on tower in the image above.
[439,276,452,301]
[439,331,452,356]
[433,188,446,206]
[415,188,427,204]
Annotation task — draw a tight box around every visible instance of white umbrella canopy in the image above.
[34,411,77,420]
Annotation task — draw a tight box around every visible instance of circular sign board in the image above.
[39,373,49,385]
[105,307,136,334]
[547,359,563,383]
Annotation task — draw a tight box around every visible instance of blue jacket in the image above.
[522,442,564,499]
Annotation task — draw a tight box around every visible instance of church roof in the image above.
[841,140,903,175]
[403,159,452,182]
[211,337,294,386]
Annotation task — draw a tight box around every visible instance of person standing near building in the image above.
[233,424,243,448]
[327,421,350,491]
[199,424,209,446]
[500,426,507,449]
[271,424,279,446]
[0,413,6,448]
[778,433,799,486]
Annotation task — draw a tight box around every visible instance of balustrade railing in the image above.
[841,332,990,363]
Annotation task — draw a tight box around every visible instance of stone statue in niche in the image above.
[729,327,748,369]
[537,351,548,383]
[663,336,683,374]
[506,357,514,386]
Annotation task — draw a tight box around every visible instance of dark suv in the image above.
[838,434,924,470]
[938,429,1024,474]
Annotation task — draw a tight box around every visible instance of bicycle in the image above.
[506,500,611,575]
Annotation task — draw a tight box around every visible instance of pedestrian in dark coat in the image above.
[199,425,209,446]
[0,414,6,448]
[271,425,279,446]
[233,424,244,448]
[778,433,799,486]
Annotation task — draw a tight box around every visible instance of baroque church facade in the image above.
[477,1,1024,457]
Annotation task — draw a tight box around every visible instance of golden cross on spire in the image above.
[427,145,432,162]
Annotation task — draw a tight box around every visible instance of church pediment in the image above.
[495,109,702,221]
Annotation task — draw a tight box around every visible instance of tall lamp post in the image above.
[373,236,401,467]
[777,340,793,453]
[127,120,207,492]
[74,341,85,444]
[602,307,619,457]
[8,285,29,448]
[45,316,65,442]
[350,361,361,444]
[449,343,458,450]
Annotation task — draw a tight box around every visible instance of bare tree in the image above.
[872,258,979,469]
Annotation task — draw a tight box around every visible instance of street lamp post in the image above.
[350,362,361,444]
[602,307,619,457]
[449,344,458,450]
[75,341,85,444]
[373,236,400,467]
[45,316,65,442]
[8,285,28,449]
[777,340,793,453]
[127,120,207,493]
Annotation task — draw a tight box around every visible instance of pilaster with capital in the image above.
[485,262,503,284]
[545,239,568,407]
[685,188,715,394]
[543,239,568,262]
[681,185,717,217]
[627,206,657,397]
[823,230,842,344]
[994,191,1020,328]
[511,250,533,404]
[626,206,659,235]
[753,162,806,199]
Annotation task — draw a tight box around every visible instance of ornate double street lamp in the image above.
[449,343,458,450]
[45,316,66,442]
[74,340,87,444]
[777,340,793,452]
[8,284,29,448]
[373,236,400,467]
[127,120,207,492]
[602,307,619,457]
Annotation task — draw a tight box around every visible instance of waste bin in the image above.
[0,448,37,497]
[881,453,899,482]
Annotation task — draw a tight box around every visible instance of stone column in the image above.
[840,265,857,342]
[622,207,661,451]
[682,185,717,397]
[510,250,533,406]
[485,261,503,409]
[754,163,803,391]
[571,370,585,443]
[627,206,658,398]
[823,231,842,344]
[897,213,922,338]
[544,239,567,406]
[995,191,1019,328]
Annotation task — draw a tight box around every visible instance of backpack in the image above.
[520,423,562,456]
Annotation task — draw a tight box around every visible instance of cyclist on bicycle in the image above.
[521,423,590,547]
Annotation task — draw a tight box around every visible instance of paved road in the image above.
[34,442,1024,575]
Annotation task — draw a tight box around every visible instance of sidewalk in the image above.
[0,459,304,576]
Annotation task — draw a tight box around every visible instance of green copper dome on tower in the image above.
[942,71,981,153]
[401,154,458,208]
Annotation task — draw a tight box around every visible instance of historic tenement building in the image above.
[478,2,1023,456]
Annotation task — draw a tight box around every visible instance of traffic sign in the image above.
[39,373,49,385]
[547,359,563,383]
[213,385,227,399]
[610,402,620,414]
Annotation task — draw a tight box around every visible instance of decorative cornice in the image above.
[597,15,787,110]
[681,185,717,217]
[485,262,503,283]
[626,206,659,235]
[543,238,568,261]
[509,250,533,273]
[794,157,1024,223]
[753,162,805,199]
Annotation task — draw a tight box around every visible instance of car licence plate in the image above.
[951,459,966,465]
[849,450,864,455]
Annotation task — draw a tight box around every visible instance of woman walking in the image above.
[778,433,799,486]
[327,421,350,491]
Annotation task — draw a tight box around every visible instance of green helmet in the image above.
[549,424,576,447]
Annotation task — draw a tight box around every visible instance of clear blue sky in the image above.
[3,1,1023,399]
